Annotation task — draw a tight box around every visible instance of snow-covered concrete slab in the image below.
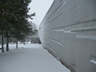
[0,44,70,72]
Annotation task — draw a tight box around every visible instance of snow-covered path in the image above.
[0,44,70,72]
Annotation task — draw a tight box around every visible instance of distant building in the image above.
[27,30,41,44]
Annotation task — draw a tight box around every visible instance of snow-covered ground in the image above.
[0,43,42,52]
[0,43,71,72]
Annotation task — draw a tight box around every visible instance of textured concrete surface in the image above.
[39,0,96,72]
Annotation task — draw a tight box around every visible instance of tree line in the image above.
[0,0,35,52]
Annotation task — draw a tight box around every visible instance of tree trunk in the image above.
[6,36,9,51]
[1,33,4,52]
[16,39,18,49]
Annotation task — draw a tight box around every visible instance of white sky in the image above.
[28,0,54,27]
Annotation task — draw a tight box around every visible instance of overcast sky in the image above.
[28,0,53,27]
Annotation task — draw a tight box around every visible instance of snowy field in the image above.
[0,43,71,72]
[0,43,42,52]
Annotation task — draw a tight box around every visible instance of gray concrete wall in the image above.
[39,0,96,72]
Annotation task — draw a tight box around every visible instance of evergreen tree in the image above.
[0,0,35,52]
